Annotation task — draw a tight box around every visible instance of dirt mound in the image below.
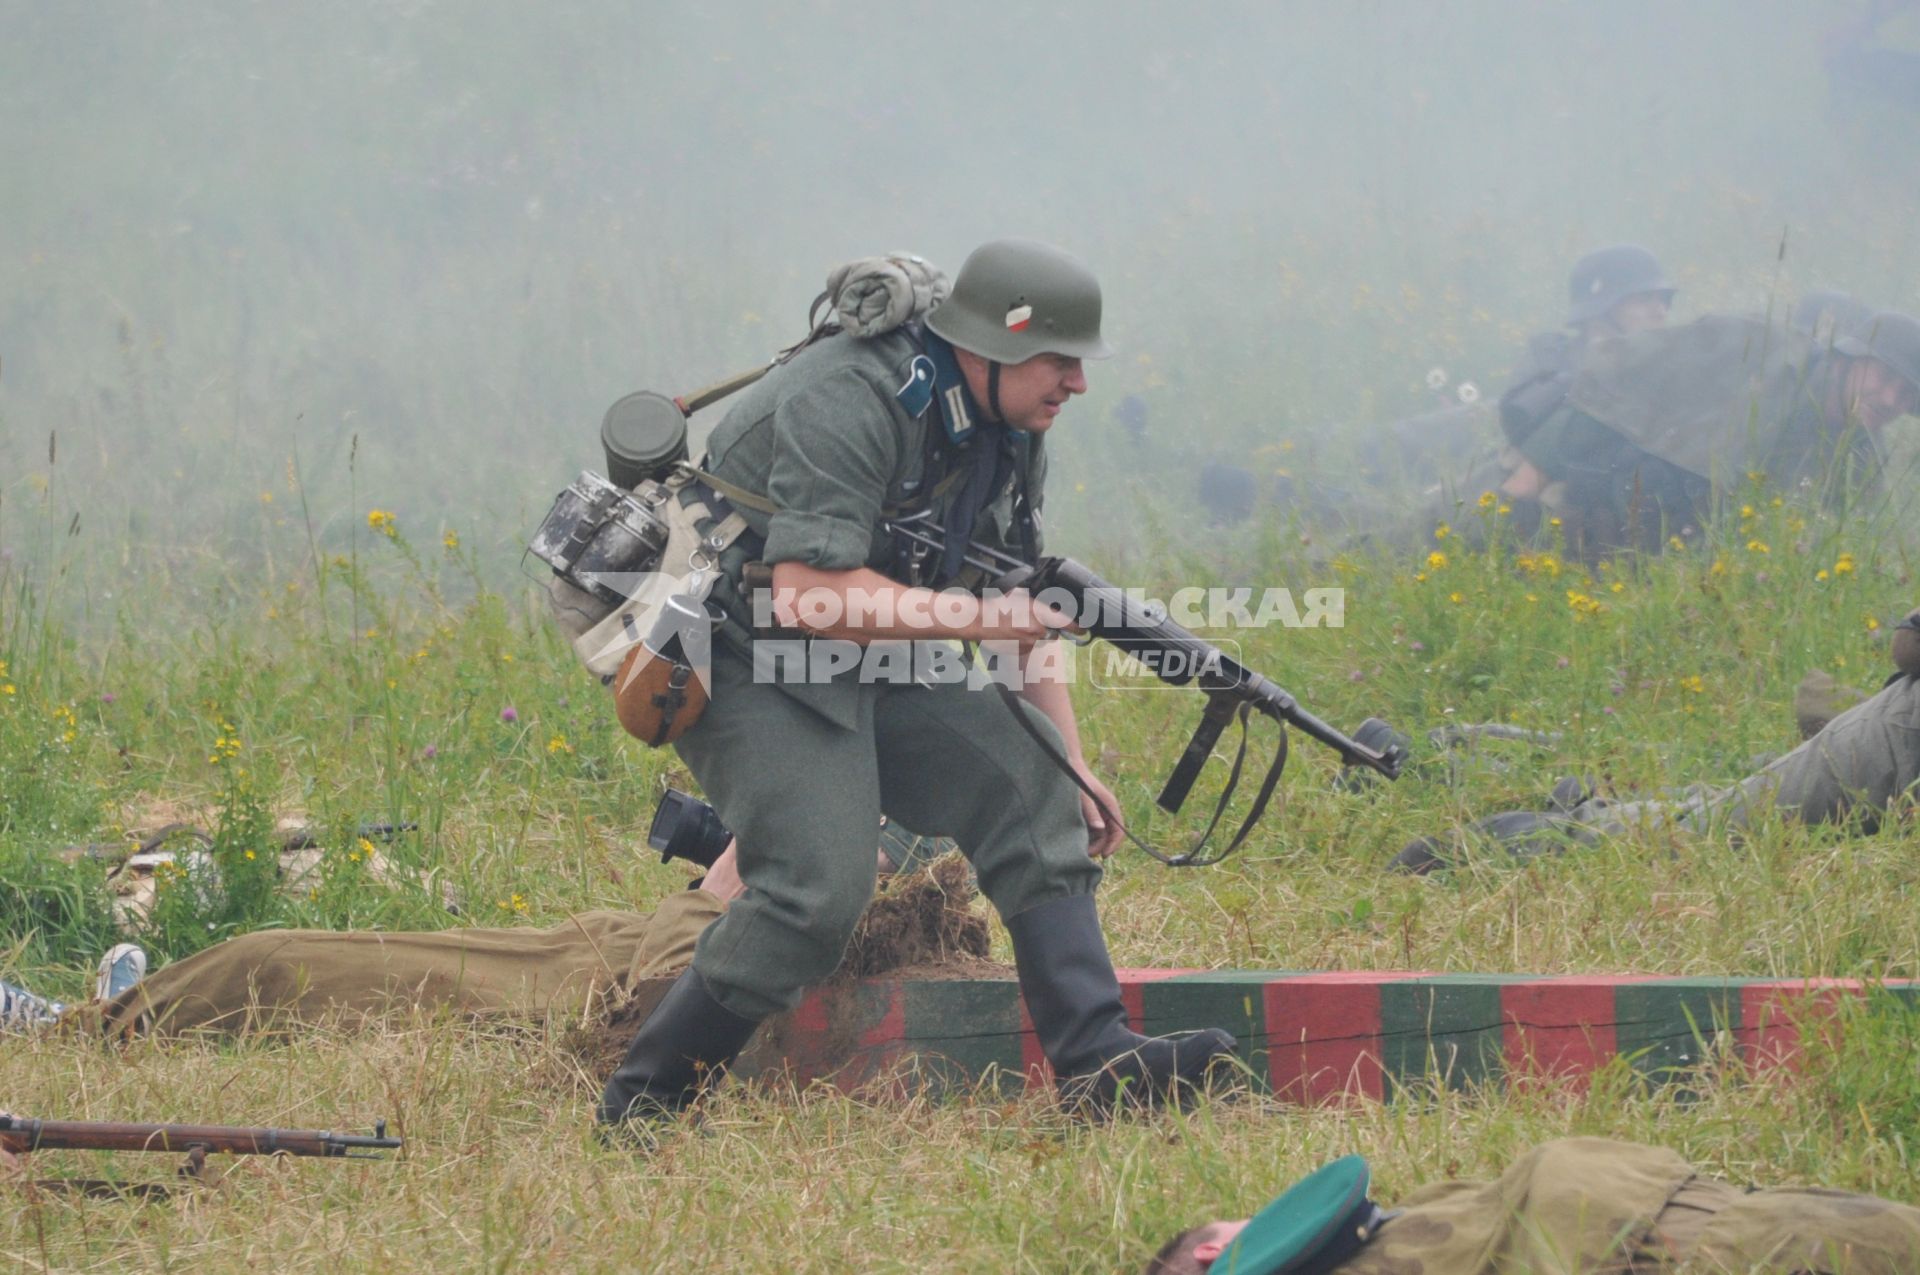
[838,851,991,977]
[559,854,1001,1084]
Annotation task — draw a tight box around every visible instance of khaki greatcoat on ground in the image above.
[100,891,723,1037]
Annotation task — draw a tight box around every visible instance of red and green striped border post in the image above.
[732,972,1915,1099]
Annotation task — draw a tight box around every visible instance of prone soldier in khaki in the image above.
[1147,1137,1920,1274]
[595,240,1238,1134]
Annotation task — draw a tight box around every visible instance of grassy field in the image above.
[7,461,1920,1271]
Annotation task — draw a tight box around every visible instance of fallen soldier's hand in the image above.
[1893,607,1920,679]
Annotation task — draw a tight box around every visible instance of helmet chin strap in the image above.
[985,361,1006,423]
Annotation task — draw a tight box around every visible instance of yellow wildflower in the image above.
[443,529,460,550]
[1833,552,1855,576]
[1447,591,1464,604]
[1427,551,1448,569]
[1710,559,1726,576]
[1866,615,1881,633]
[1496,503,1512,516]
[1678,674,1705,694]
[1565,590,1604,618]
[1433,523,1451,541]
[1549,517,1563,528]
[1739,504,1756,519]
[1476,491,1496,509]
[547,735,572,755]
[1816,570,1829,582]
[367,509,397,537]
[1609,581,1625,593]
[1668,536,1686,552]
[1746,539,1769,555]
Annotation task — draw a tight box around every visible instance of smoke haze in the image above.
[2,1,1916,601]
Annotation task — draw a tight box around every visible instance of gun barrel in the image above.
[0,1116,402,1157]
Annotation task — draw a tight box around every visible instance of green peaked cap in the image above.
[1214,1155,1383,1275]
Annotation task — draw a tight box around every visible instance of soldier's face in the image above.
[1604,292,1671,335]
[1187,1219,1250,1268]
[1841,357,1920,432]
[960,350,1088,432]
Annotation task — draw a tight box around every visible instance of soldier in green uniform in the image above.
[595,240,1237,1134]
[1147,1137,1920,1274]
[1498,244,1676,471]
[1511,309,1920,559]
[1387,245,1676,545]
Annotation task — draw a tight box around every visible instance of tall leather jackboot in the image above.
[596,967,763,1134]
[1004,894,1238,1113]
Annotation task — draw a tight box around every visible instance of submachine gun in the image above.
[885,514,1407,866]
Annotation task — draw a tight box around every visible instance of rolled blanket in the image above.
[821,253,950,338]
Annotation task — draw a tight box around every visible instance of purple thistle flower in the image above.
[500,706,518,724]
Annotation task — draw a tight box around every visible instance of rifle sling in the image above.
[974,651,1287,868]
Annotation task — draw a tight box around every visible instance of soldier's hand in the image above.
[1073,766,1125,860]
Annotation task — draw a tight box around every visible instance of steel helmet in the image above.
[1565,244,1675,327]
[925,239,1114,362]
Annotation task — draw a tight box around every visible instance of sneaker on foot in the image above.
[94,944,148,1002]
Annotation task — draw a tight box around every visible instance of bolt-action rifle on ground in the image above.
[1,1114,403,1197]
